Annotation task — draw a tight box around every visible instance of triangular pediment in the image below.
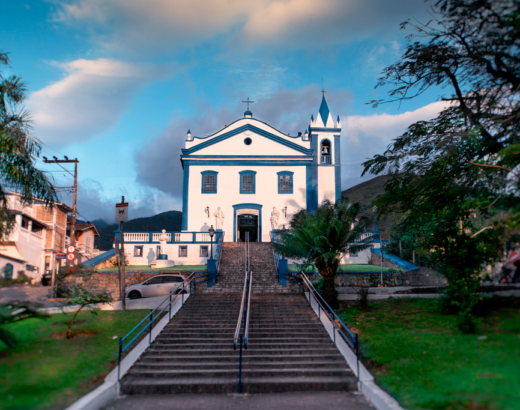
[182,123,312,156]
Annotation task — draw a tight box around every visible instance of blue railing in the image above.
[191,232,225,289]
[117,272,195,381]
[270,230,304,288]
[300,272,360,384]
[233,232,252,393]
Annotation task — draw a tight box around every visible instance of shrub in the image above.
[61,285,112,339]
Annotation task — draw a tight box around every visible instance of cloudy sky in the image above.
[2,0,449,223]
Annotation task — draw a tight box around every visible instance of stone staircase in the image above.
[121,293,241,394]
[199,242,299,294]
[120,293,356,394]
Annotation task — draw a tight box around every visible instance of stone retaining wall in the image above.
[60,271,198,299]
[306,268,446,287]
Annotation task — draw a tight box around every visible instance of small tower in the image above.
[187,129,193,141]
[309,95,342,210]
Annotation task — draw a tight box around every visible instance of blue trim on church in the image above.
[306,165,312,209]
[334,135,341,202]
[308,127,342,133]
[182,165,190,230]
[233,203,263,242]
[310,133,319,210]
[182,160,312,167]
[182,124,313,155]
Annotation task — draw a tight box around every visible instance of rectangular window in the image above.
[203,175,216,193]
[31,222,44,236]
[349,250,358,257]
[242,175,255,193]
[179,246,188,257]
[134,246,143,257]
[157,245,161,256]
[200,246,209,257]
[279,175,292,193]
[21,217,29,230]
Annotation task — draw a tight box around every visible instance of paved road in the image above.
[0,285,53,306]
[105,392,373,410]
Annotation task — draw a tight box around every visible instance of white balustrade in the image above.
[152,232,171,242]
[196,232,211,242]
[174,232,193,242]
[124,232,149,242]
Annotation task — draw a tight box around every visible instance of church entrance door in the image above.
[237,214,258,242]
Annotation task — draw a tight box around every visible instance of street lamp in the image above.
[208,225,215,259]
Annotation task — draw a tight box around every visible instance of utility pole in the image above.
[116,196,128,310]
[43,156,79,265]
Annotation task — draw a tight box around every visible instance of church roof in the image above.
[318,96,330,126]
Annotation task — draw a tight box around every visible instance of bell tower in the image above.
[308,94,342,210]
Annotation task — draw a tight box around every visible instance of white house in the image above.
[122,96,375,267]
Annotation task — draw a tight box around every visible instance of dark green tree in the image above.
[0,51,57,237]
[362,0,519,332]
[272,199,373,308]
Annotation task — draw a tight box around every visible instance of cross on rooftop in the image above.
[321,79,326,97]
[242,97,254,110]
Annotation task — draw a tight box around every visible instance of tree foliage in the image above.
[272,199,373,308]
[362,0,519,332]
[0,51,57,237]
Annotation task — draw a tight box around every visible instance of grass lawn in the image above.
[288,264,400,273]
[97,264,208,273]
[338,298,520,410]
[0,309,149,409]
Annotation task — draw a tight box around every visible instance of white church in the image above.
[123,96,372,267]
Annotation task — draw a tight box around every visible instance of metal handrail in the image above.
[244,270,252,346]
[117,272,196,381]
[233,232,252,393]
[233,268,249,349]
[300,271,360,384]
[214,231,225,276]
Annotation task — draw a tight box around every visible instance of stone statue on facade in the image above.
[214,207,225,229]
[270,207,280,229]
[158,229,168,256]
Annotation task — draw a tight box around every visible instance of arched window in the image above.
[321,140,331,164]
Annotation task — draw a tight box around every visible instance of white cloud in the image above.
[341,100,449,189]
[51,0,430,54]
[72,179,182,222]
[27,58,174,144]
[345,101,448,144]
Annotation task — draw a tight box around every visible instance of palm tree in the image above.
[0,51,56,237]
[272,199,374,308]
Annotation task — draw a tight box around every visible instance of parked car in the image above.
[126,274,188,299]
[41,272,52,286]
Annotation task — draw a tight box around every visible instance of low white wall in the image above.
[125,243,211,266]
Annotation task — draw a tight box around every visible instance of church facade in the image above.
[121,96,374,266]
[181,96,342,243]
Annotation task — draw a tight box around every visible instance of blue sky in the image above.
[2,0,450,223]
